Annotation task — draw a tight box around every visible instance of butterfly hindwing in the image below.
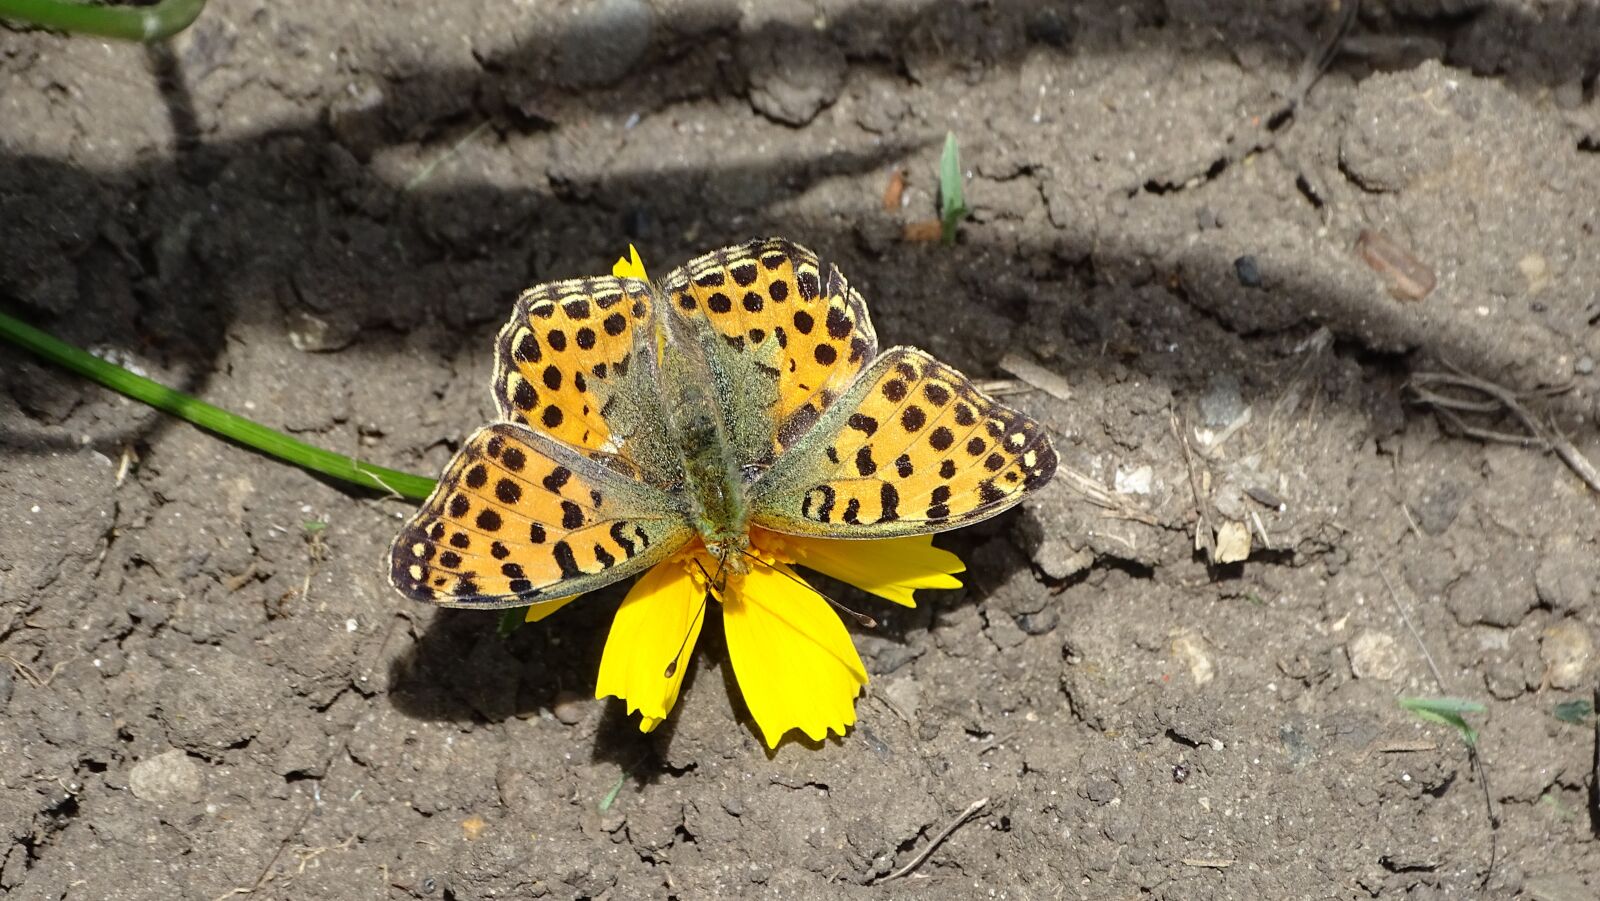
[748,347,1058,538]
[660,238,878,469]
[388,423,694,609]
[492,276,682,486]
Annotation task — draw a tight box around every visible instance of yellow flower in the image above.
[515,245,966,749]
[613,244,648,281]
[591,527,964,747]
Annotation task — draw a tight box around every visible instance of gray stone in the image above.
[1536,540,1595,611]
[1412,480,1468,536]
[1346,631,1404,681]
[741,25,846,126]
[1198,373,1245,428]
[1017,608,1059,636]
[129,750,204,804]
[552,690,589,725]
[1085,776,1119,805]
[1034,536,1094,581]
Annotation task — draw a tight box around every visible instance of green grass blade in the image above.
[1398,696,1486,747]
[0,0,206,41]
[497,607,529,638]
[598,773,628,813]
[1552,699,1593,725]
[0,311,436,501]
[938,131,969,245]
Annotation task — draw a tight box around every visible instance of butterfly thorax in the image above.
[656,310,752,573]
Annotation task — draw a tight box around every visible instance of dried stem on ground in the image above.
[1407,369,1600,493]
[873,797,990,884]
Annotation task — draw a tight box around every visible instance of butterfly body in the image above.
[654,312,752,573]
[389,238,1057,609]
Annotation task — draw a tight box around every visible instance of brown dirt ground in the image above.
[4,1,1600,898]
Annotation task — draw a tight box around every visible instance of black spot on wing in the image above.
[880,483,900,521]
[847,413,878,435]
[610,522,637,558]
[495,478,521,505]
[842,498,861,524]
[553,541,582,578]
[802,485,837,523]
[854,446,877,476]
[560,500,585,530]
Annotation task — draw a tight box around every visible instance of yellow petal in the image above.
[524,595,581,623]
[611,244,648,281]
[594,560,706,730]
[721,561,868,748]
[781,533,965,608]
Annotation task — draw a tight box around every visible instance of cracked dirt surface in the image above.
[3,1,1600,898]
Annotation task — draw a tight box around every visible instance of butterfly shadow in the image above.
[383,504,1044,763]
[385,578,709,778]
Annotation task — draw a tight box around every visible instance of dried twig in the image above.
[1055,464,1159,526]
[874,797,989,883]
[1172,410,1216,561]
[997,353,1072,401]
[2,655,67,688]
[1408,370,1599,493]
[971,378,1032,398]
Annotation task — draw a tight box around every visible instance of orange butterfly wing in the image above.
[492,276,680,485]
[658,238,877,468]
[388,423,692,608]
[750,347,1057,537]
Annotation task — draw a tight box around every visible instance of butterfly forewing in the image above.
[749,347,1058,538]
[659,238,878,469]
[388,423,694,609]
[492,276,682,486]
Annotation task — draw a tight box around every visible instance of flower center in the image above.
[746,527,797,567]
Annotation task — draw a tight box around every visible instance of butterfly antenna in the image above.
[663,559,718,679]
[664,593,707,679]
[710,549,730,593]
[739,549,877,629]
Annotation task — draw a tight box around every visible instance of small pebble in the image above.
[1575,356,1595,375]
[1356,230,1435,301]
[129,749,205,804]
[1347,630,1404,681]
[1234,255,1262,288]
[1033,537,1094,581]
[1170,628,1215,685]
[1540,622,1593,690]
[1553,79,1586,111]
[1085,777,1119,805]
[1198,373,1245,428]
[551,691,589,725]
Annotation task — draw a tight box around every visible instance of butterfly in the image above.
[387,238,1057,610]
